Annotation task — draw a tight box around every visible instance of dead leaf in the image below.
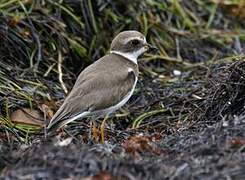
[122,134,164,157]
[230,138,245,148]
[212,0,245,19]
[39,104,54,120]
[92,171,113,180]
[11,108,44,127]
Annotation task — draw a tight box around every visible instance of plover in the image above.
[47,30,157,136]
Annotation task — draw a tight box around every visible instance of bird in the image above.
[47,30,157,137]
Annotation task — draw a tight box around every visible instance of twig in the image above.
[234,36,242,54]
[132,109,167,129]
[58,50,68,94]
[175,37,182,61]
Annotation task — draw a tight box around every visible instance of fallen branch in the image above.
[58,50,68,94]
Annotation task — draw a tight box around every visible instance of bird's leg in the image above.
[90,118,100,142]
[100,114,109,143]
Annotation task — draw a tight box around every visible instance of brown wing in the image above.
[47,55,136,131]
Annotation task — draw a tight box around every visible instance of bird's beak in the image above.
[145,43,158,54]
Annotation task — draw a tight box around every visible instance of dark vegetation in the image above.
[0,0,245,179]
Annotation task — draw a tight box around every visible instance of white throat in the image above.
[110,49,144,64]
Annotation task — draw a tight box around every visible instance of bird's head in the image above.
[110,30,158,63]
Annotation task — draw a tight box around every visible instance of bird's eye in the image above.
[130,39,140,46]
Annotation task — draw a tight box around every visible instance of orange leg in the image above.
[91,119,99,142]
[100,114,109,143]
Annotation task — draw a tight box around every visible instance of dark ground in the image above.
[3,115,245,180]
[1,60,245,180]
[0,1,245,180]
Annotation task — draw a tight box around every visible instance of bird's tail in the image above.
[46,111,90,134]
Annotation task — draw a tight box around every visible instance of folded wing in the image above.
[47,57,136,132]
